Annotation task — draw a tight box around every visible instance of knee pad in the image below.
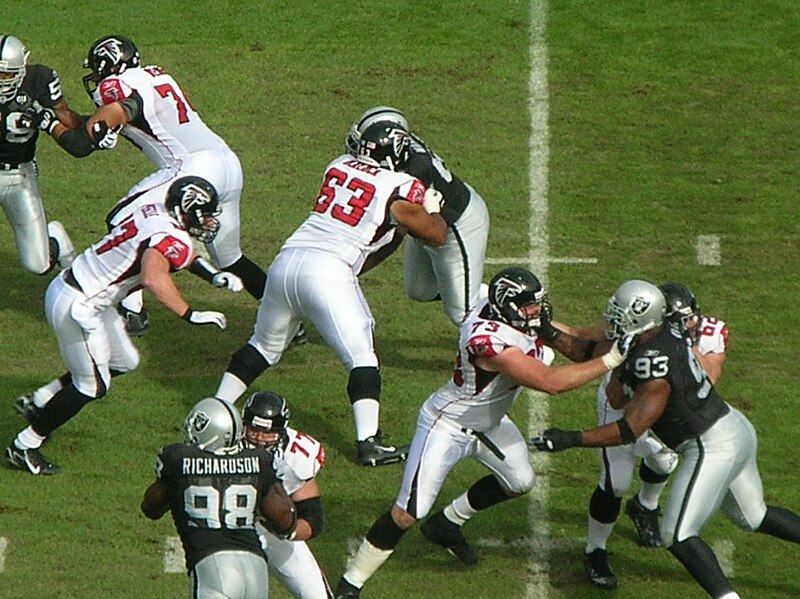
[347,367,381,403]
[589,485,622,523]
[643,448,679,477]
[227,344,270,386]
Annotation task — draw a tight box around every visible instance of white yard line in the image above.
[163,536,185,573]
[0,537,7,573]
[527,1,552,597]
[695,235,721,266]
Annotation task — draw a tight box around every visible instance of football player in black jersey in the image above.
[533,279,800,599]
[0,35,87,275]
[347,106,490,326]
[142,398,297,599]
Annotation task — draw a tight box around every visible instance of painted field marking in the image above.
[486,256,597,265]
[527,1,551,597]
[164,536,184,573]
[712,539,735,578]
[695,235,720,265]
[0,537,7,573]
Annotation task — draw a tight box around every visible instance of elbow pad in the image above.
[58,126,96,157]
[296,496,323,539]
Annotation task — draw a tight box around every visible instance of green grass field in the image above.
[1,1,799,598]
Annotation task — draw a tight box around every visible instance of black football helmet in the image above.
[357,122,410,171]
[82,35,141,98]
[346,106,409,156]
[242,391,291,450]
[165,176,221,243]
[659,282,701,343]
[487,267,551,334]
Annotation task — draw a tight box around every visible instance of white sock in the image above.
[343,539,394,587]
[637,482,666,511]
[215,372,248,404]
[121,291,144,313]
[352,398,380,441]
[32,378,64,409]
[716,593,741,599]
[16,427,46,450]
[445,493,477,525]
[586,516,615,553]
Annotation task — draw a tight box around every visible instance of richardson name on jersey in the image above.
[182,455,261,475]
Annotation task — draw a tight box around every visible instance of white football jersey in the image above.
[696,315,728,355]
[95,65,228,169]
[273,427,325,496]
[425,299,555,431]
[70,201,193,311]
[281,155,427,271]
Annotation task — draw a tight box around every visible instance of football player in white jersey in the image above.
[533,280,800,599]
[346,106,489,326]
[45,35,267,335]
[0,34,86,275]
[568,283,729,589]
[215,122,449,467]
[334,268,637,599]
[242,392,333,599]
[7,176,240,475]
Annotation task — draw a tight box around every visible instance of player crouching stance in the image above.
[6,176,241,475]
[335,267,637,598]
[243,391,334,599]
[141,398,297,599]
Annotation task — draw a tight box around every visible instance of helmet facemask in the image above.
[82,35,141,100]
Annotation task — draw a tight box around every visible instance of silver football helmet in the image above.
[604,279,666,339]
[0,35,29,103]
[182,398,244,454]
[346,105,409,156]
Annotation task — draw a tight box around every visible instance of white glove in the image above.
[91,121,120,150]
[422,188,443,214]
[212,271,244,292]
[183,309,227,329]
[602,333,638,369]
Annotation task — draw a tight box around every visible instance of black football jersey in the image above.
[155,443,278,571]
[405,133,470,226]
[0,64,63,164]
[619,326,730,449]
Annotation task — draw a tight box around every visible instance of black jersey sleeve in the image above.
[26,64,64,108]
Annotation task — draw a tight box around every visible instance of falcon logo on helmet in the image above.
[82,35,141,98]
[165,176,222,243]
[487,267,550,334]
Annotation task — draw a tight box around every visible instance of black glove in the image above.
[18,105,58,134]
[529,428,582,452]
[533,308,562,344]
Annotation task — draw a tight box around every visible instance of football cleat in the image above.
[117,305,149,336]
[334,578,361,598]
[6,443,62,475]
[356,431,408,467]
[420,510,480,565]
[289,323,307,348]
[14,394,41,424]
[47,221,76,270]
[625,495,664,547]
[584,548,617,590]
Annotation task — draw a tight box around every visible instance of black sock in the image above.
[33,385,94,437]
[668,536,733,597]
[225,255,267,300]
[757,506,800,543]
